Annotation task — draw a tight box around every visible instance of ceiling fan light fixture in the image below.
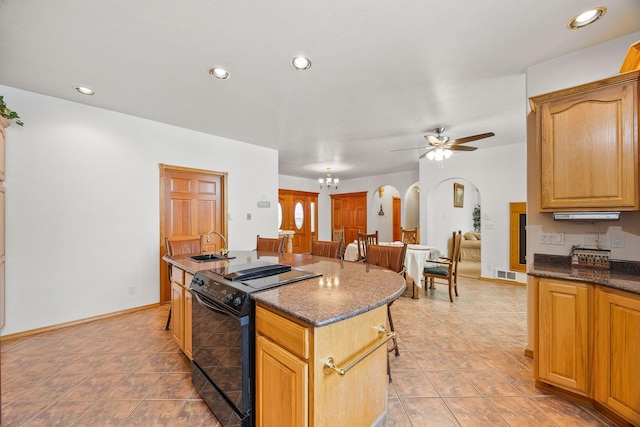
[568,7,606,29]
[426,151,436,160]
[444,149,453,159]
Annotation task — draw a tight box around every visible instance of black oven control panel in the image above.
[191,272,248,315]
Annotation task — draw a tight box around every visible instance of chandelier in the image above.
[319,168,339,190]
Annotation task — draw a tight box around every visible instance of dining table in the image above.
[343,241,441,288]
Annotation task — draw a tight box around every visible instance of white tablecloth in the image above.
[343,241,441,288]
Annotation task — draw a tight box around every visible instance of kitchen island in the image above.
[529,255,640,426]
[164,250,405,427]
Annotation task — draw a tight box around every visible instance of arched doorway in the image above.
[427,178,481,260]
[371,185,400,242]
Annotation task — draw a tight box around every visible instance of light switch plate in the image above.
[611,232,624,248]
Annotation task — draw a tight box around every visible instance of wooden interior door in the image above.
[392,197,401,241]
[331,192,367,245]
[278,189,318,253]
[160,165,226,303]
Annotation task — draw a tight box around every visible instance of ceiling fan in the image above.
[393,127,495,160]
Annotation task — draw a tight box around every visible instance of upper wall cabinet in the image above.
[530,71,640,212]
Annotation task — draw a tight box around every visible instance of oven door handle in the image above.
[193,292,238,317]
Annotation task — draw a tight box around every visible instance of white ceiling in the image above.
[1,1,639,180]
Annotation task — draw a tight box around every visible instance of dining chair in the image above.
[423,230,462,302]
[401,228,418,244]
[164,235,203,330]
[356,230,378,261]
[365,242,407,381]
[311,237,343,259]
[256,235,285,253]
[332,227,346,258]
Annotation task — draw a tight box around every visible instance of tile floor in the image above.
[1,276,616,426]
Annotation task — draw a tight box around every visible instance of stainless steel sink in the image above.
[189,253,235,262]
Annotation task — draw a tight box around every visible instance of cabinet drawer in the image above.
[256,305,309,360]
[185,272,194,287]
[171,265,185,285]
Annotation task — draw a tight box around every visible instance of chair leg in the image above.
[448,282,453,302]
[165,306,172,330]
[387,304,399,357]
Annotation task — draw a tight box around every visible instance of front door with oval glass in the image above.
[278,189,318,253]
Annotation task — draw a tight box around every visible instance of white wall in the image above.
[2,85,279,335]
[420,143,527,280]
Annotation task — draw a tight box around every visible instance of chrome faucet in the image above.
[206,230,228,254]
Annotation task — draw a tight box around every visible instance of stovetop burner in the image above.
[190,261,321,316]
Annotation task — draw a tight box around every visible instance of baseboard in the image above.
[480,276,526,286]
[1,302,163,342]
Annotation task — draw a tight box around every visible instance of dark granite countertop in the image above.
[528,253,640,295]
[164,251,405,327]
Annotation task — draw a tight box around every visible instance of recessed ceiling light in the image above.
[74,86,95,95]
[209,67,230,79]
[567,7,606,29]
[291,56,311,70]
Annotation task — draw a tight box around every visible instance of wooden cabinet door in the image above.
[170,281,184,349]
[531,73,639,211]
[595,289,640,425]
[538,279,590,394]
[160,165,226,303]
[184,289,192,360]
[255,335,308,427]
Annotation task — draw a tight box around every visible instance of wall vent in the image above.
[496,270,517,281]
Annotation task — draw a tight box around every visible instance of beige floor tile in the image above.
[443,397,509,426]
[425,370,480,397]
[487,396,558,426]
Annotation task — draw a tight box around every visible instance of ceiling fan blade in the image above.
[448,145,477,151]
[450,132,495,145]
[425,135,441,145]
[390,146,424,152]
[418,147,436,159]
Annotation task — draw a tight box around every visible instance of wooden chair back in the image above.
[423,230,462,302]
[401,228,418,244]
[365,243,407,274]
[332,227,344,242]
[165,236,203,257]
[256,235,285,253]
[311,238,343,259]
[332,227,346,258]
[357,230,378,261]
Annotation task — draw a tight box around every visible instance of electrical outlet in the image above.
[552,232,564,245]
[247,213,251,220]
[584,232,606,248]
[128,286,135,295]
[611,232,625,248]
